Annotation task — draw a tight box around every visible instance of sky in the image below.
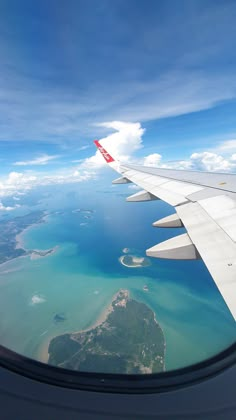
[0,0,236,206]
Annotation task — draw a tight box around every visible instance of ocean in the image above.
[0,182,235,372]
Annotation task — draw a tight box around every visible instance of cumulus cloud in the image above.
[76,121,236,174]
[1,121,236,200]
[0,201,15,211]
[156,152,236,172]
[143,153,162,167]
[0,168,97,198]
[14,154,59,166]
[188,152,236,172]
[0,172,37,196]
[83,121,145,167]
[30,294,46,305]
[0,121,145,197]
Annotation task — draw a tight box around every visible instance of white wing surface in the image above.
[94,141,236,320]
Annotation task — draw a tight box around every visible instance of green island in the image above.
[0,211,55,265]
[48,289,165,374]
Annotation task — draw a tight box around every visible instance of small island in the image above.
[30,246,59,260]
[54,313,66,323]
[48,290,165,374]
[122,247,129,253]
[119,254,151,268]
[72,209,94,215]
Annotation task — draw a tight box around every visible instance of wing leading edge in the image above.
[94,140,236,320]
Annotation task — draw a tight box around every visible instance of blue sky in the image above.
[0,0,236,197]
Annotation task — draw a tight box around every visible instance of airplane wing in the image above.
[94,140,236,320]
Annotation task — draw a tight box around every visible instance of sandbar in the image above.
[119,254,151,268]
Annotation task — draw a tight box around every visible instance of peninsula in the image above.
[48,289,165,374]
[0,211,57,265]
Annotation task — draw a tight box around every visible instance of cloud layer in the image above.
[0,168,96,198]
[84,121,236,173]
[0,121,236,204]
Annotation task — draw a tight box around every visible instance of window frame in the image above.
[0,342,235,394]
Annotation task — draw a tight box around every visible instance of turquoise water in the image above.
[0,185,235,372]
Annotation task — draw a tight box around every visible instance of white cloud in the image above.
[189,152,236,172]
[215,139,236,153]
[0,1,235,143]
[0,121,144,197]
[83,121,145,167]
[0,201,15,211]
[77,145,90,151]
[30,294,46,305]
[1,122,236,201]
[0,172,37,197]
[154,152,236,173]
[0,69,235,143]
[0,168,97,198]
[143,153,162,167]
[79,121,236,174]
[14,154,59,166]
[231,154,236,161]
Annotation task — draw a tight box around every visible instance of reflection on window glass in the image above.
[0,1,236,376]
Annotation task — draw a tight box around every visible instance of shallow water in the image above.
[0,187,235,372]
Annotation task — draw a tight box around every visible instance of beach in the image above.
[15,214,50,250]
[37,290,123,364]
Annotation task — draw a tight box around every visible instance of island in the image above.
[48,289,165,374]
[119,254,151,268]
[122,247,129,253]
[30,247,58,260]
[72,209,95,215]
[54,313,66,323]
[0,211,57,265]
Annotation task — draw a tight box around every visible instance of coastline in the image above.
[72,290,123,335]
[13,214,58,262]
[37,290,123,364]
[37,334,56,364]
[153,312,166,371]
[15,214,49,251]
[0,254,28,272]
[30,245,59,260]
[15,226,33,250]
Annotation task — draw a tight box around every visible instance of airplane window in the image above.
[0,0,235,388]
[0,179,235,379]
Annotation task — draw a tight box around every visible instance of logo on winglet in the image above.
[94,140,115,163]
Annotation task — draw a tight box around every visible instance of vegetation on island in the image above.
[48,289,165,374]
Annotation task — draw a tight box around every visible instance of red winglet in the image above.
[94,140,115,163]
